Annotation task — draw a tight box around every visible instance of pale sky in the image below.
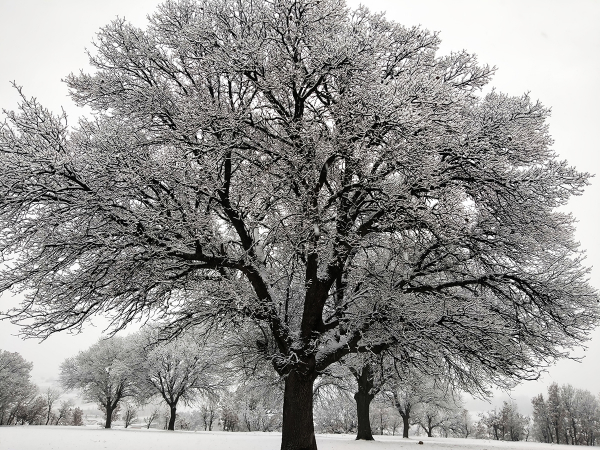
[1,0,599,415]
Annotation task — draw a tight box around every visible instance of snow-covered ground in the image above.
[0,426,575,450]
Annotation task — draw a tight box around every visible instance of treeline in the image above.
[3,331,600,448]
[476,401,530,441]
[532,383,599,445]
[468,384,600,446]
[0,324,286,430]
[0,350,83,426]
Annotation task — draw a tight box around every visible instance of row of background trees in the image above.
[0,350,82,426]
[3,327,600,446]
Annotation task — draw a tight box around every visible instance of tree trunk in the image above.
[355,390,375,440]
[280,370,317,450]
[104,402,113,429]
[168,404,177,431]
[354,364,375,440]
[402,414,410,438]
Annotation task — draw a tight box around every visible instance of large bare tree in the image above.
[1,0,598,448]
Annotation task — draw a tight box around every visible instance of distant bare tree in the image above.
[14,395,45,425]
[386,370,456,438]
[134,327,222,431]
[43,388,61,425]
[54,400,74,425]
[200,401,218,431]
[122,402,137,428]
[478,402,527,441]
[447,408,473,438]
[60,337,139,428]
[144,407,160,429]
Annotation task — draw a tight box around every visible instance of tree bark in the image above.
[402,414,410,438]
[355,390,375,440]
[168,404,177,431]
[354,364,375,440]
[280,370,317,450]
[104,402,113,429]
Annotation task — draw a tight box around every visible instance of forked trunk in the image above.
[168,404,177,430]
[280,370,317,450]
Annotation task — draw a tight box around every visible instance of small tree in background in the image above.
[547,383,565,444]
[54,399,74,425]
[134,327,223,431]
[200,401,218,431]
[314,390,357,435]
[221,401,239,432]
[369,398,401,436]
[532,393,553,443]
[43,387,61,425]
[14,395,45,425]
[60,337,139,428]
[415,402,451,437]
[447,408,474,438]
[175,414,190,430]
[477,401,528,441]
[144,408,160,429]
[122,402,137,428]
[0,350,38,425]
[386,369,457,439]
[234,382,283,432]
[71,407,84,426]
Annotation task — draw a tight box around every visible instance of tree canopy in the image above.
[0,350,37,425]
[1,0,598,448]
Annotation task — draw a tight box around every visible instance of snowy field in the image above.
[0,426,575,450]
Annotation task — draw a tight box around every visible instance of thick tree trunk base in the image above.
[168,405,177,431]
[354,363,375,441]
[104,404,113,429]
[355,391,375,440]
[402,415,410,438]
[280,371,317,450]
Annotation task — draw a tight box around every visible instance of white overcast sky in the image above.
[1,0,599,414]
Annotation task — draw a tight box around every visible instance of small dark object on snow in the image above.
[418,441,424,445]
